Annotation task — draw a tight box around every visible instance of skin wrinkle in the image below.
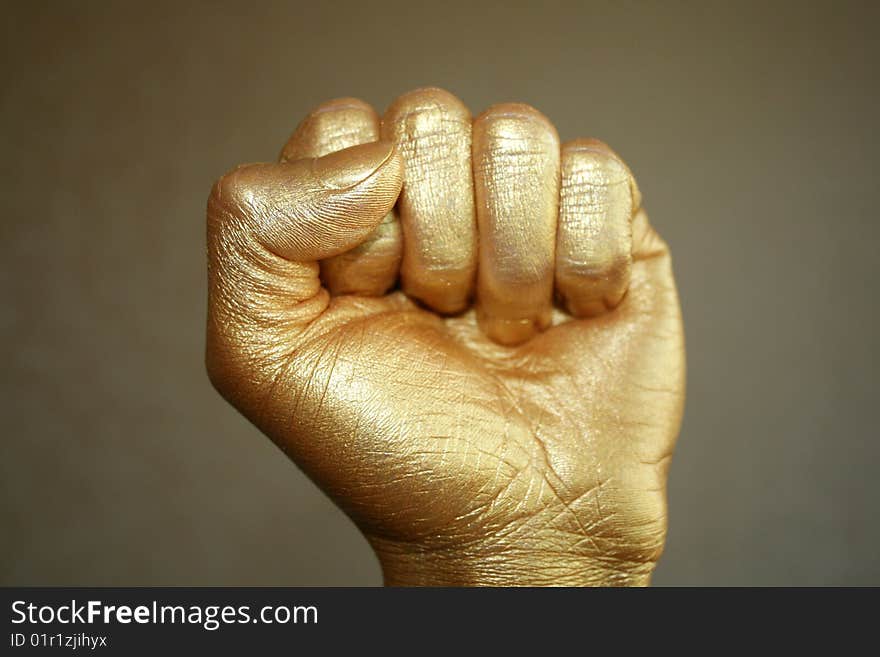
[205,89,686,587]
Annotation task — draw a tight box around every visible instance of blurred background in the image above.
[2,0,877,586]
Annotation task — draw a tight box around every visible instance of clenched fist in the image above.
[206,88,685,586]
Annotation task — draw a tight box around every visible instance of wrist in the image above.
[370,537,655,587]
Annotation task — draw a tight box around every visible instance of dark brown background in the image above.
[2,1,877,585]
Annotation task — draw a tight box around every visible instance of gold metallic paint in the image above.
[381,88,477,314]
[472,104,561,345]
[282,98,402,296]
[206,91,686,586]
[556,138,634,316]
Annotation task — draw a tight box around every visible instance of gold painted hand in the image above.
[206,89,685,586]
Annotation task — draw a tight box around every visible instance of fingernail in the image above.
[313,140,394,190]
[476,308,552,346]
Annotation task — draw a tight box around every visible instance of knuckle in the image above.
[562,139,640,211]
[386,86,468,122]
[212,165,243,202]
[208,163,265,224]
[474,103,559,142]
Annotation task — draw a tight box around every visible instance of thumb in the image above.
[206,141,402,406]
[208,140,402,262]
